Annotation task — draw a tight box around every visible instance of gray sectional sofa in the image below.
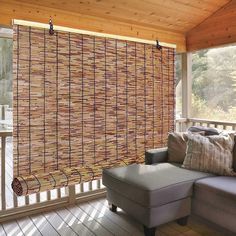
[103,135,236,236]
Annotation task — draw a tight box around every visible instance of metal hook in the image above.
[156,40,162,50]
[49,18,54,35]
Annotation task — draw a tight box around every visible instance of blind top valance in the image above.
[12,19,176,49]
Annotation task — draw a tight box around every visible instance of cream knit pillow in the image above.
[182,133,235,176]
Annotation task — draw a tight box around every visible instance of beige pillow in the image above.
[167,132,188,163]
[168,131,205,163]
[182,133,235,176]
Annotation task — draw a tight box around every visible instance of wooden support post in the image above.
[181,53,192,130]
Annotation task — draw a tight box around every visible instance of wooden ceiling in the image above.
[16,0,230,34]
[0,0,234,51]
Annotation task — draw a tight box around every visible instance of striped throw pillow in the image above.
[182,133,236,176]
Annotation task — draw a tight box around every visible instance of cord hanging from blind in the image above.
[12,21,175,196]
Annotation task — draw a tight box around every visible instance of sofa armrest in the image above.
[145,147,168,165]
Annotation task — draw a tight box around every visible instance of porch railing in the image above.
[0,133,105,222]
[176,118,236,132]
[0,115,236,222]
[0,105,106,222]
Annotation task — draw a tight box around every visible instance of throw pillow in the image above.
[182,133,235,176]
[168,132,188,163]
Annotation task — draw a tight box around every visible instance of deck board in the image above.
[2,220,24,236]
[17,216,42,236]
[56,208,95,236]
[79,202,130,236]
[67,204,113,236]
[44,211,78,236]
[0,224,7,236]
[30,214,60,236]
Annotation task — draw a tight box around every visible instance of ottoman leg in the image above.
[177,216,189,226]
[143,225,156,236]
[109,204,117,212]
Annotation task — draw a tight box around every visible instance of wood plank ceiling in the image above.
[16,0,230,34]
[0,0,233,51]
[187,0,236,51]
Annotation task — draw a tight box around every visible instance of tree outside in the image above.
[1,39,236,122]
[0,38,13,107]
[192,46,236,122]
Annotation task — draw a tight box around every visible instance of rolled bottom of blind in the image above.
[12,157,144,196]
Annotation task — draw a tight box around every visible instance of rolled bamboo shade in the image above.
[12,23,175,196]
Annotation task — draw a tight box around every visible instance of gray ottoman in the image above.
[102,163,212,236]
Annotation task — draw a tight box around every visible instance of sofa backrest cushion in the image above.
[182,133,235,176]
[167,132,188,163]
[168,131,236,169]
[188,126,220,136]
[233,135,236,172]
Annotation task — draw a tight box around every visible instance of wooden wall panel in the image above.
[187,0,236,51]
[0,0,186,52]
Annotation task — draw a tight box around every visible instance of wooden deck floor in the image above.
[0,197,228,236]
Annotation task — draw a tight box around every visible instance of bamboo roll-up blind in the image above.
[12,23,175,196]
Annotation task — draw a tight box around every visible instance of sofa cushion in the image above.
[194,176,236,201]
[183,133,235,176]
[167,132,188,163]
[194,177,236,220]
[102,163,213,208]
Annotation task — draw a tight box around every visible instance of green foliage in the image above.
[192,46,236,121]
[0,38,13,106]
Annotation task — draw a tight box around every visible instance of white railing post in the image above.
[0,105,2,120]
[66,185,76,205]
[1,135,6,210]
[176,118,236,132]
[2,105,9,121]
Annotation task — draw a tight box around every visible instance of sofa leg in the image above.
[176,216,189,226]
[109,204,117,212]
[143,225,156,236]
